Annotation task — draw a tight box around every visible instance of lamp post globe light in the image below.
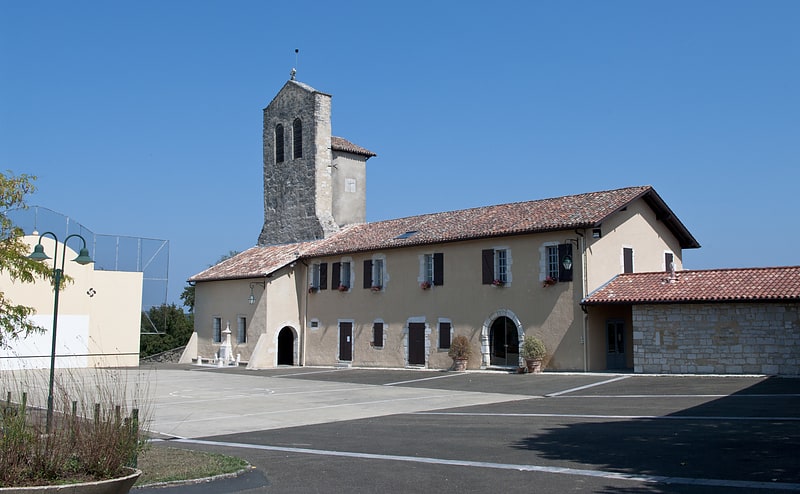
[29,232,93,433]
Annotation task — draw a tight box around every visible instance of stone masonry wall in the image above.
[633,302,799,375]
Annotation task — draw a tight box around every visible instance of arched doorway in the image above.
[277,327,295,365]
[489,316,519,366]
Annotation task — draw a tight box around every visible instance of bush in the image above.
[521,335,547,360]
[0,369,149,487]
[448,335,472,360]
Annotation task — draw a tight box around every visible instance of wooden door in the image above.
[408,323,426,365]
[339,322,353,362]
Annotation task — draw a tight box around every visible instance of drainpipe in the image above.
[577,229,589,372]
[300,259,308,366]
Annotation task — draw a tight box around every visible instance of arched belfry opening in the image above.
[277,326,296,366]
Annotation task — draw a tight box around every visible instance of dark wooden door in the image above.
[606,320,626,369]
[490,317,519,366]
[339,322,353,362]
[408,323,426,365]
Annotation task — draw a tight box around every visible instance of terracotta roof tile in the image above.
[331,136,376,157]
[582,266,800,305]
[303,185,696,256]
[189,186,699,281]
[189,242,310,282]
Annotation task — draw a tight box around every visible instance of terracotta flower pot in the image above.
[0,468,141,494]
[525,358,543,374]
[453,358,468,372]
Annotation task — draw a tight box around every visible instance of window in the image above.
[275,124,284,163]
[421,252,444,286]
[310,262,328,291]
[292,118,302,159]
[363,257,385,289]
[482,248,510,285]
[547,245,560,280]
[665,252,674,272]
[496,249,508,283]
[438,321,451,349]
[237,316,246,344]
[545,243,573,282]
[332,261,351,290]
[310,262,327,291]
[623,247,634,274]
[373,321,384,348]
[212,317,222,343]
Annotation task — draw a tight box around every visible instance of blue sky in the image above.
[2,1,798,307]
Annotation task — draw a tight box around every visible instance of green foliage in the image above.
[139,304,194,357]
[180,284,195,313]
[448,335,473,360]
[0,371,148,487]
[0,171,53,349]
[521,334,547,360]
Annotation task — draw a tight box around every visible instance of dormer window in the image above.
[275,124,285,163]
[293,118,302,159]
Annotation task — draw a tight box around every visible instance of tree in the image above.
[180,283,195,313]
[0,171,53,348]
[139,304,194,357]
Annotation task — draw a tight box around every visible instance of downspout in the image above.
[300,259,309,366]
[576,229,589,372]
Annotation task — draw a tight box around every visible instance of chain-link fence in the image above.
[8,206,169,334]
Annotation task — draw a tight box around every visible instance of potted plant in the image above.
[420,281,431,290]
[521,334,546,373]
[448,335,472,371]
[543,276,557,287]
[492,279,505,287]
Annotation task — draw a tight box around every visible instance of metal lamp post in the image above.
[29,232,93,433]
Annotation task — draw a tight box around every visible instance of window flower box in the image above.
[308,286,318,293]
[543,276,557,287]
[420,281,432,290]
[492,279,506,287]
[337,284,349,292]
[371,285,382,292]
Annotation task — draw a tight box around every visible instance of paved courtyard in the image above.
[7,364,797,493]
[126,364,800,493]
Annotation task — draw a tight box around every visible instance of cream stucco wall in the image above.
[0,236,143,370]
[192,265,303,368]
[585,198,684,291]
[302,233,588,371]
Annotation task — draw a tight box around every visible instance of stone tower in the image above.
[258,79,375,246]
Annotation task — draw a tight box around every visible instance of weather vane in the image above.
[290,48,299,80]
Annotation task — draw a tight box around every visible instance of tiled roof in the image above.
[303,185,698,257]
[582,266,800,305]
[189,242,310,282]
[331,136,376,157]
[189,186,699,282]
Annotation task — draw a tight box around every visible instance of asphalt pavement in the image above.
[131,364,800,493]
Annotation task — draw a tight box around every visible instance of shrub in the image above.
[448,335,472,360]
[521,335,547,360]
[0,368,149,487]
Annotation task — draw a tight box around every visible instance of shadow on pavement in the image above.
[511,377,800,493]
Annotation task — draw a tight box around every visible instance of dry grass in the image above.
[135,446,249,486]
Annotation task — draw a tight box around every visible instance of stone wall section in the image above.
[259,81,334,245]
[633,302,799,375]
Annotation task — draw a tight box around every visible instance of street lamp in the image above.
[29,232,93,433]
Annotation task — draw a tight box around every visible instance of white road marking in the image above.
[416,411,800,421]
[384,373,467,386]
[545,375,630,397]
[171,438,800,491]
